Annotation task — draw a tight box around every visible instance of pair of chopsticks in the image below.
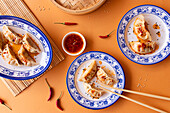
[99,86,169,113]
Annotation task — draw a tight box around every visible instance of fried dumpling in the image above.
[79,60,97,83]
[22,33,40,53]
[83,83,103,99]
[97,68,117,87]
[129,41,156,54]
[0,32,4,52]
[18,45,37,66]
[2,44,20,66]
[133,15,152,42]
[2,25,22,44]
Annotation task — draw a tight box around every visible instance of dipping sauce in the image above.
[156,31,161,37]
[8,34,39,61]
[153,23,160,29]
[64,34,84,53]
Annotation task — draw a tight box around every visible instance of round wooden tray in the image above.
[51,0,106,15]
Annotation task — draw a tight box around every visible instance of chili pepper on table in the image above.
[45,78,53,101]
[0,99,12,110]
[99,30,115,38]
[56,92,63,111]
[54,22,78,25]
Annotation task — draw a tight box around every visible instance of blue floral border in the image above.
[66,51,125,110]
[117,5,170,65]
[0,15,52,80]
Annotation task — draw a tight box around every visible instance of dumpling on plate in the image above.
[2,44,20,66]
[96,68,117,87]
[83,83,103,99]
[2,25,22,44]
[79,60,97,83]
[18,45,37,66]
[133,15,152,42]
[0,32,4,52]
[129,41,156,54]
[22,33,40,54]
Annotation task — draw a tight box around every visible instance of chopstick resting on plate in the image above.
[98,83,170,101]
[100,86,167,113]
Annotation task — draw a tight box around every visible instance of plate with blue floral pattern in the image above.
[117,5,170,65]
[0,15,52,80]
[66,51,125,110]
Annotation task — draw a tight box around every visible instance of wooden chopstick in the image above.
[100,87,167,113]
[111,87,170,101]
[97,82,170,101]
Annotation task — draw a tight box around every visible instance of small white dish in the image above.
[62,31,86,56]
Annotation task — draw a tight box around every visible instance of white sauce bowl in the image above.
[62,31,86,56]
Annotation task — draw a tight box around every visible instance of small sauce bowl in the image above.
[62,32,86,56]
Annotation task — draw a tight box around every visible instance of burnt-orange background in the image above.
[0,0,170,113]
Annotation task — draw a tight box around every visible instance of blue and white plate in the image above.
[0,15,52,80]
[117,5,170,65]
[66,51,125,110]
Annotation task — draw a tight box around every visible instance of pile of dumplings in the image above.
[129,15,156,55]
[0,25,41,67]
[78,60,117,99]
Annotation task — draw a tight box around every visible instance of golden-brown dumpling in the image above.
[79,60,97,83]
[129,41,156,54]
[2,25,22,44]
[97,68,117,87]
[133,15,152,42]
[83,83,103,99]
[18,45,37,66]
[22,33,40,53]
[2,44,20,66]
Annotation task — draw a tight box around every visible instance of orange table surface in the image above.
[0,0,170,113]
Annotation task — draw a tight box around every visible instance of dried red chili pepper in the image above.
[56,92,63,111]
[99,30,115,39]
[0,99,12,110]
[54,22,77,25]
[45,78,53,101]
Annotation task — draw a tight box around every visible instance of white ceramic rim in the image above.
[62,32,86,56]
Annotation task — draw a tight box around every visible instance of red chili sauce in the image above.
[64,34,84,53]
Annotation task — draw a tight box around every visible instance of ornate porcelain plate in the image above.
[117,5,170,65]
[0,15,52,80]
[66,51,125,110]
